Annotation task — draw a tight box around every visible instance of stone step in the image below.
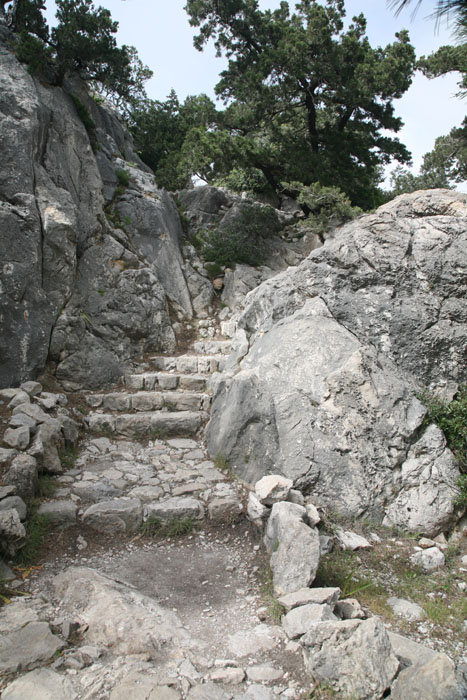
[192,340,232,355]
[85,391,211,412]
[124,372,208,392]
[86,410,207,438]
[149,355,225,374]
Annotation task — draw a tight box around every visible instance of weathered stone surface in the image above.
[3,425,30,450]
[207,190,466,529]
[0,621,65,673]
[382,425,461,536]
[282,603,337,639]
[0,508,26,556]
[264,502,320,594]
[278,587,341,612]
[390,654,463,700]
[52,567,189,656]
[0,495,27,520]
[334,598,365,620]
[336,529,372,551]
[4,454,38,501]
[110,680,181,700]
[2,668,77,700]
[20,380,42,396]
[301,617,399,700]
[255,474,293,505]
[228,624,281,657]
[209,667,245,684]
[411,546,446,570]
[247,492,269,524]
[387,597,426,621]
[245,664,283,683]
[37,500,77,524]
[187,682,231,700]
[81,498,143,533]
[145,497,205,521]
[208,496,243,523]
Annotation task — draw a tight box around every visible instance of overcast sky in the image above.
[44,0,465,185]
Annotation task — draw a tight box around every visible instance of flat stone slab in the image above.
[145,497,204,521]
[167,438,199,449]
[0,621,65,673]
[387,597,426,621]
[2,668,77,700]
[278,587,341,612]
[82,498,143,533]
[282,603,337,639]
[37,500,77,524]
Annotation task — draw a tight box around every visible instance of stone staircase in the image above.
[84,339,231,440]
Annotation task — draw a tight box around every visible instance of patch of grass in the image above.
[14,513,51,566]
[59,444,79,470]
[37,474,58,499]
[259,566,286,624]
[140,516,197,539]
[213,454,231,474]
[423,598,452,625]
[205,262,224,280]
[0,578,27,607]
[418,384,466,473]
[116,168,130,187]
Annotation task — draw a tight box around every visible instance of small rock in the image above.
[210,667,245,684]
[278,587,341,612]
[255,475,293,505]
[20,381,43,396]
[246,664,283,682]
[0,496,27,521]
[305,503,320,526]
[1,668,76,700]
[418,537,436,549]
[387,597,426,621]
[37,500,77,525]
[334,598,365,620]
[336,528,372,550]
[287,489,305,506]
[319,534,333,554]
[7,391,30,410]
[208,496,243,523]
[3,426,30,450]
[282,603,337,639]
[411,546,445,571]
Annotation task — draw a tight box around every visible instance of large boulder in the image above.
[206,191,466,531]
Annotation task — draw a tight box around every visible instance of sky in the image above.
[42,0,465,186]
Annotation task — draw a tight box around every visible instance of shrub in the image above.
[285,181,361,235]
[116,168,130,187]
[201,202,282,267]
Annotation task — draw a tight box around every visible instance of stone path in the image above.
[42,335,246,536]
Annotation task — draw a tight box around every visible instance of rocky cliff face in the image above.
[0,29,213,390]
[206,189,467,534]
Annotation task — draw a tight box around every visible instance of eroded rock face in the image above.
[0,34,210,390]
[207,191,466,531]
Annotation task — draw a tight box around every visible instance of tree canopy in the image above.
[7,0,152,108]
[181,0,416,208]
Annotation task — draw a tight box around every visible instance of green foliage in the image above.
[201,202,282,267]
[287,181,361,234]
[116,168,130,187]
[419,385,466,470]
[204,262,224,279]
[70,93,96,143]
[185,0,416,208]
[37,474,58,498]
[8,0,152,110]
[213,454,231,473]
[130,91,217,190]
[59,444,79,470]
[259,566,286,623]
[14,513,51,566]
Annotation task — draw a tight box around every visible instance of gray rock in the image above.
[336,529,372,551]
[411,546,446,570]
[278,587,341,612]
[110,680,181,700]
[52,566,189,656]
[0,448,18,468]
[209,667,245,684]
[7,391,30,410]
[334,598,365,620]
[387,597,426,621]
[9,412,38,432]
[247,492,269,524]
[82,498,143,533]
[255,474,293,505]
[245,665,283,683]
[319,534,333,554]
[71,480,123,502]
[382,425,461,537]
[145,497,205,521]
[206,190,466,529]
[20,380,42,396]
[0,558,16,581]
[187,682,232,700]
[0,495,27,520]
[4,454,38,501]
[3,425,30,450]
[264,502,320,594]
[37,500,77,524]
[282,603,337,639]
[390,654,463,700]
[0,621,65,673]
[208,496,243,523]
[228,624,281,657]
[0,485,16,499]
[388,631,439,668]
[301,617,399,700]
[2,668,77,700]
[0,508,26,556]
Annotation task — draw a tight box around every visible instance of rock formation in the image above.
[206,189,466,534]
